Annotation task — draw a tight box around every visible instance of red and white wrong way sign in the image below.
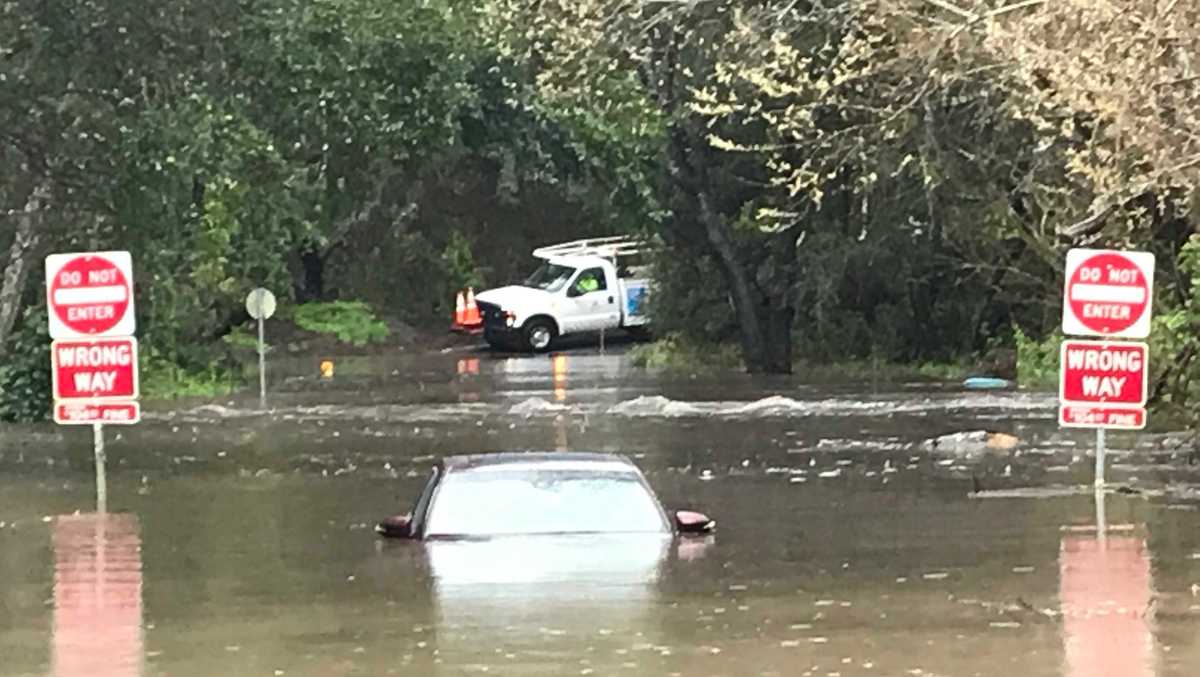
[1062,249,1154,339]
[1059,405,1146,430]
[52,337,139,401]
[45,251,136,339]
[54,401,141,425]
[1059,340,1148,406]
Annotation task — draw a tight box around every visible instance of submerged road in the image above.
[1,343,1199,676]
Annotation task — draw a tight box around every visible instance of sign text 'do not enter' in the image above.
[1062,249,1154,339]
[45,251,136,339]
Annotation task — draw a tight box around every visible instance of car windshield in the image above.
[425,465,669,537]
[523,263,576,293]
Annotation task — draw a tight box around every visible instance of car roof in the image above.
[440,452,639,474]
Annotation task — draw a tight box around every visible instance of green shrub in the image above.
[221,327,260,351]
[441,230,486,292]
[0,306,51,422]
[1148,235,1200,426]
[292,301,390,346]
[641,250,740,342]
[1014,324,1060,387]
[141,355,240,399]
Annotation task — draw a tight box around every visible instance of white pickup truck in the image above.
[474,236,652,351]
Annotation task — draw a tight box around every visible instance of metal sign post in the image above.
[1059,248,1156,488]
[93,423,107,513]
[245,288,277,410]
[258,312,265,408]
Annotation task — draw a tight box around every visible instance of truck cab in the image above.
[475,237,651,352]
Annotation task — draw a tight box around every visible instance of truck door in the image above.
[561,266,620,333]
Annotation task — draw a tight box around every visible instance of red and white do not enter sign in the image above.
[1062,248,1155,339]
[45,251,136,339]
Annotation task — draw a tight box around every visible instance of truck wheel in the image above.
[522,319,556,352]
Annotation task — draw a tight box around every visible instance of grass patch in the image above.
[628,334,742,372]
[141,357,241,399]
[291,301,389,347]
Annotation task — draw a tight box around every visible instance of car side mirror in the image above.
[566,285,583,298]
[675,510,715,534]
[375,513,414,539]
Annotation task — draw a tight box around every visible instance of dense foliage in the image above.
[291,301,389,347]
[2,0,1197,427]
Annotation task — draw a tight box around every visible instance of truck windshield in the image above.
[524,263,576,293]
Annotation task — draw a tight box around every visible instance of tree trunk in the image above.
[967,238,1027,353]
[695,191,773,371]
[298,244,325,302]
[666,126,795,373]
[695,191,796,373]
[0,183,48,357]
[761,302,794,372]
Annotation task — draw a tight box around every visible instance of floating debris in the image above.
[508,397,575,416]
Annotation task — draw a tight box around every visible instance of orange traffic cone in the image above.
[452,291,466,329]
[463,288,482,327]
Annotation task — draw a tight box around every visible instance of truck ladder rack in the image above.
[532,236,651,261]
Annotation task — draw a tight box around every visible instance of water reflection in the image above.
[553,354,569,449]
[426,534,670,670]
[456,357,480,376]
[552,354,568,403]
[52,513,143,677]
[457,357,482,403]
[428,533,669,589]
[1060,491,1155,677]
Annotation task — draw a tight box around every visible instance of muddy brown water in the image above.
[3,344,1200,676]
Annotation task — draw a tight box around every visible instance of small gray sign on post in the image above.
[245,288,276,409]
[246,288,277,320]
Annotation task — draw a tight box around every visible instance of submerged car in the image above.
[375,452,715,539]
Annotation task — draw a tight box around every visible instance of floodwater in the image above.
[3,340,1200,676]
